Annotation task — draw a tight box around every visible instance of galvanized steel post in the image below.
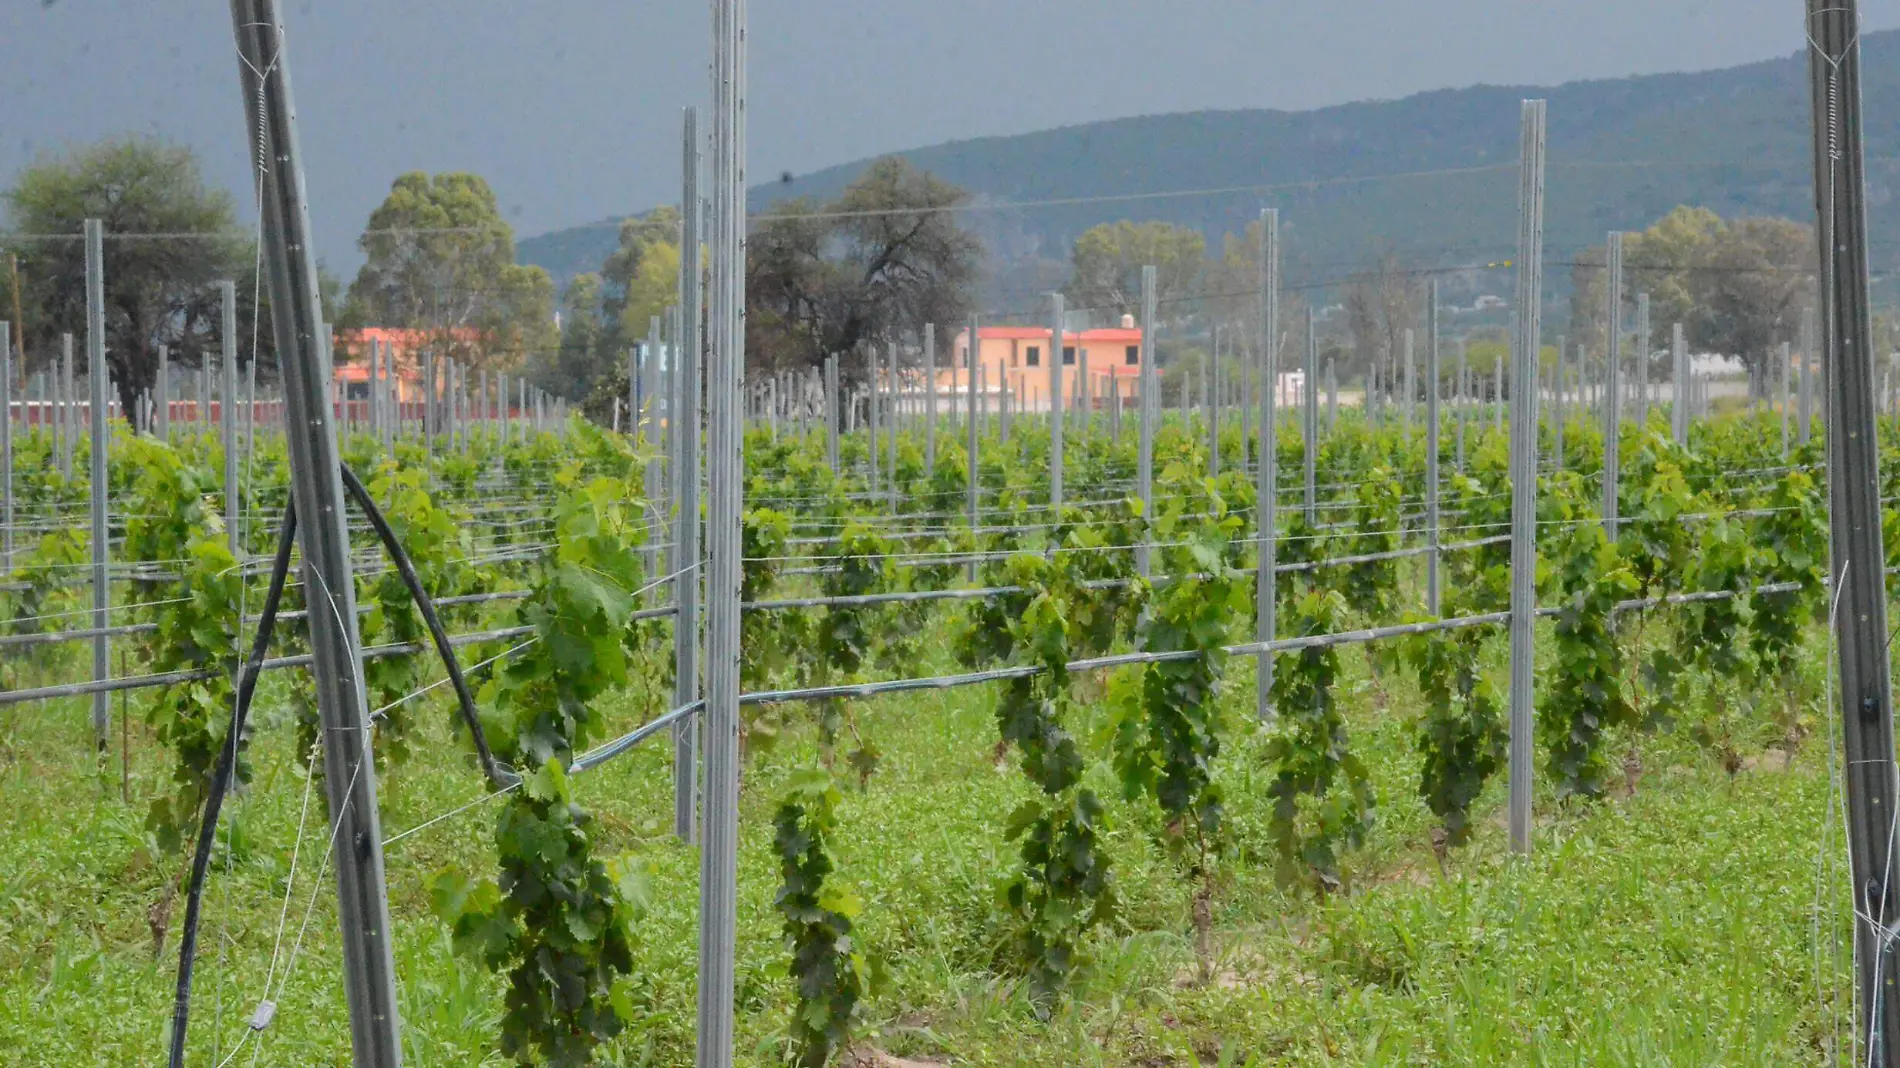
[220,282,239,555]
[696,0,745,1059]
[1805,7,1900,1057]
[1305,306,1318,526]
[924,323,937,473]
[1137,268,1156,578]
[86,222,111,755]
[229,6,403,1060]
[966,315,980,583]
[1255,209,1279,720]
[674,105,703,844]
[1426,280,1442,616]
[1507,99,1546,856]
[1602,230,1623,532]
[1048,293,1065,512]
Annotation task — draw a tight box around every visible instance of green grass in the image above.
[0,616,1853,1066]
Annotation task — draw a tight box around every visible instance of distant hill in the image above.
[520,32,1900,300]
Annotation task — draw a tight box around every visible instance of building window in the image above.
[1125,345,1139,366]
[1062,346,1076,365]
[1026,345,1040,367]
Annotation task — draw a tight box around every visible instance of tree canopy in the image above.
[1,136,250,415]
[747,157,980,377]
[342,171,556,372]
[1065,220,1204,321]
[1343,253,1417,385]
[1570,206,1814,386]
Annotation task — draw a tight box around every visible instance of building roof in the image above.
[332,327,483,366]
[965,326,1143,342]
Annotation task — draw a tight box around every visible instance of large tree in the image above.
[1065,220,1204,321]
[528,272,617,402]
[1343,253,1416,385]
[747,157,980,377]
[2,136,248,416]
[600,206,681,333]
[1570,206,1814,389]
[342,171,556,371]
[530,208,686,407]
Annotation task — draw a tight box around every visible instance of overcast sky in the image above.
[3,0,1894,269]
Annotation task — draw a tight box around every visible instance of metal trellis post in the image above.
[1806,5,1900,1060]
[1634,292,1650,428]
[966,315,980,584]
[674,104,703,843]
[220,282,239,555]
[1800,305,1816,443]
[157,343,171,439]
[1673,323,1690,445]
[1426,280,1441,616]
[86,222,111,755]
[1305,306,1318,525]
[696,0,745,1059]
[1780,340,1792,458]
[0,320,10,572]
[924,323,936,473]
[1507,99,1546,856]
[1049,293,1065,512]
[1602,230,1623,532]
[229,7,404,1062]
[1137,268,1156,578]
[1255,208,1279,720]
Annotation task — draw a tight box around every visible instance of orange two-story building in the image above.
[947,319,1144,412]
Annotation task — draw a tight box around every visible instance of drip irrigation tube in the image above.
[339,464,515,791]
[168,498,295,1068]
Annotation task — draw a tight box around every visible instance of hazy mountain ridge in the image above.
[520,32,1900,295]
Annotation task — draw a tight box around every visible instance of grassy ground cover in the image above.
[0,613,1850,1066]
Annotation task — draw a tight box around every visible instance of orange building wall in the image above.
[947,326,1144,412]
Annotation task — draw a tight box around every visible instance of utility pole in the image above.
[1507,99,1546,856]
[697,0,745,1059]
[229,6,403,1064]
[1255,208,1279,720]
[1807,5,1900,1062]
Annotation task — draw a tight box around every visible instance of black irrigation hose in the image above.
[338,463,516,792]
[169,498,296,1068]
